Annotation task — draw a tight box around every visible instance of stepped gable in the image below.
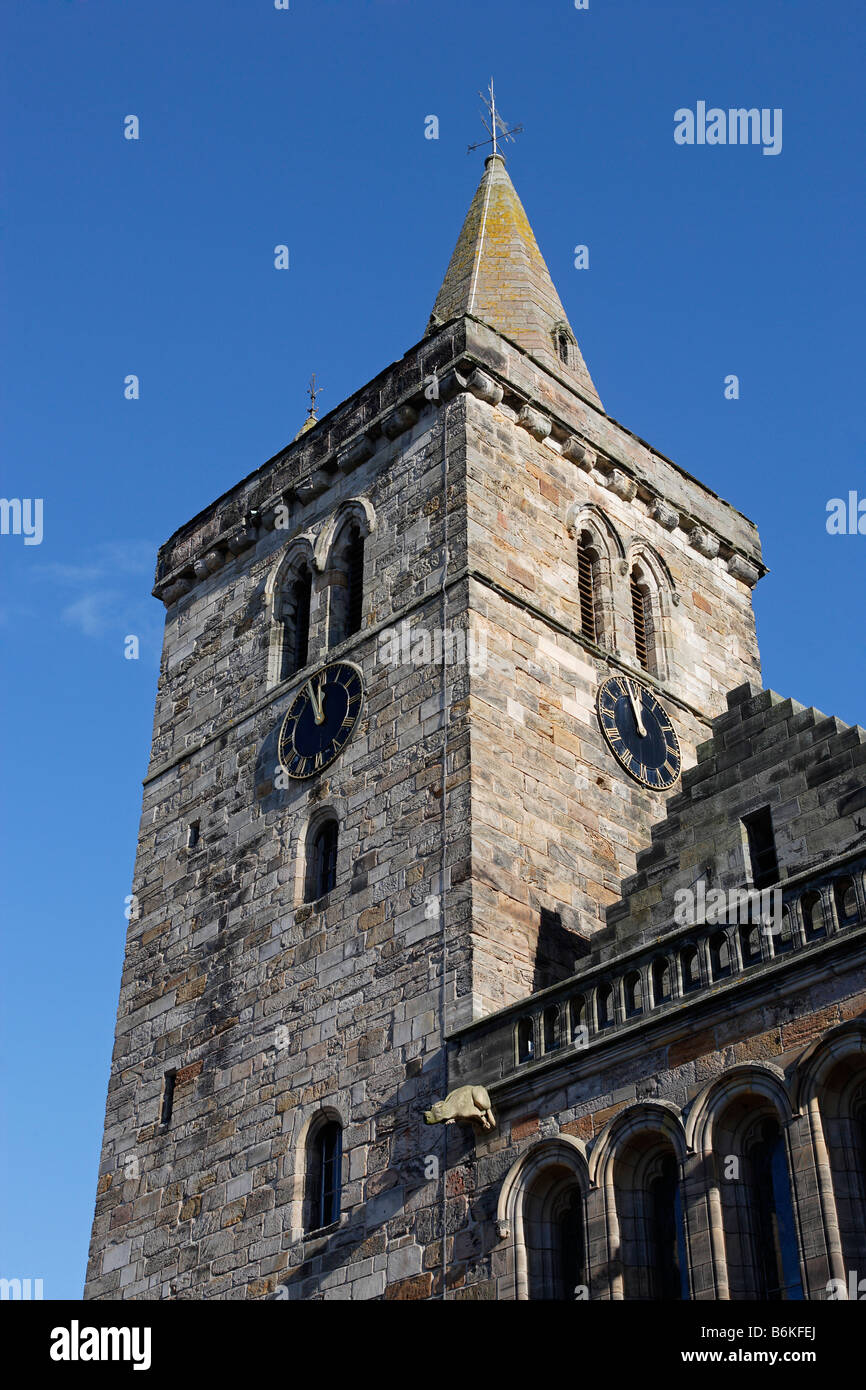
[594,680,866,962]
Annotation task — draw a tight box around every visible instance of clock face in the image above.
[277,661,364,780]
[597,675,681,790]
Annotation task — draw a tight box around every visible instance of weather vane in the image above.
[306,372,324,421]
[467,78,523,156]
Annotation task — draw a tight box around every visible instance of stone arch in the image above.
[317,499,375,649]
[795,1021,866,1284]
[626,540,676,680]
[265,534,317,687]
[313,496,376,573]
[686,1063,792,1154]
[497,1136,590,1300]
[294,803,342,906]
[566,505,626,651]
[284,1102,347,1242]
[565,502,626,558]
[686,1064,800,1301]
[590,1101,689,1301]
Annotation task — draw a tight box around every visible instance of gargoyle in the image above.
[424,1084,495,1131]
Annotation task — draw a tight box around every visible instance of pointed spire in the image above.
[428,154,601,408]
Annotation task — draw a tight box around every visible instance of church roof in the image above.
[428,153,602,409]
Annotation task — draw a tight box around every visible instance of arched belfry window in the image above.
[305,815,339,903]
[577,531,600,643]
[630,568,651,672]
[713,1091,802,1301]
[306,1116,342,1232]
[743,1117,802,1301]
[613,1135,689,1300]
[328,522,365,648]
[281,564,312,681]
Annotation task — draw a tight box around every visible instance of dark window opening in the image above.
[557,331,570,364]
[282,568,312,681]
[577,535,597,643]
[743,807,779,890]
[739,922,763,965]
[630,571,650,672]
[543,1005,560,1053]
[709,930,732,980]
[680,945,701,993]
[517,1017,534,1063]
[801,890,825,940]
[570,995,587,1040]
[597,984,614,1029]
[649,1154,689,1300]
[746,1118,803,1301]
[308,1120,342,1231]
[835,877,858,923]
[187,820,200,850]
[306,819,338,902]
[624,971,643,1018]
[557,1189,585,1298]
[160,1071,176,1126]
[652,956,672,1005]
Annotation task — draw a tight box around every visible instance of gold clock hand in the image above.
[627,680,647,738]
[306,679,326,726]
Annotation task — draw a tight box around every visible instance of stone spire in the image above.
[428,153,602,408]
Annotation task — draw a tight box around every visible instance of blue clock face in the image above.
[597,675,681,789]
[278,661,364,779]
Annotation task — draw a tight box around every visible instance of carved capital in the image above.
[496,1220,511,1240]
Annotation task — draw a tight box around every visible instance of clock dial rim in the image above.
[596,674,681,790]
[277,659,365,781]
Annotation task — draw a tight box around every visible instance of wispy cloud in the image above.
[35,540,162,645]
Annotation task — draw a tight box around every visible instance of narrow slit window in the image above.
[187,821,200,850]
[160,1071,176,1126]
[282,568,312,680]
[630,571,650,671]
[577,535,597,643]
[743,807,779,890]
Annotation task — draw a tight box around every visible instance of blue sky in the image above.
[1,0,863,1299]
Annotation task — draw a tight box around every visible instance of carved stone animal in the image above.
[424,1084,495,1131]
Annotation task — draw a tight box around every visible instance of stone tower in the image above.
[84,153,770,1300]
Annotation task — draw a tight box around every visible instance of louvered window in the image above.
[631,571,650,671]
[577,537,597,642]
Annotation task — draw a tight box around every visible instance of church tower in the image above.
[84,151,768,1301]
